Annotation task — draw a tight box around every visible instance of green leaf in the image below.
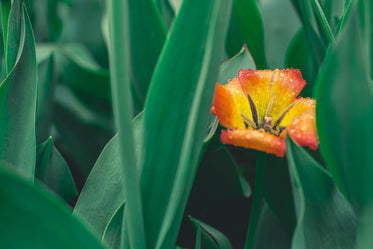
[285,27,318,98]
[190,216,233,249]
[263,155,296,236]
[0,0,11,50]
[128,0,167,110]
[102,202,126,249]
[254,201,291,249]
[74,135,125,237]
[107,0,146,242]
[226,0,266,69]
[74,114,143,240]
[140,0,232,248]
[286,137,358,249]
[0,3,37,180]
[315,0,373,211]
[218,45,256,85]
[259,0,301,69]
[4,0,21,71]
[35,136,77,202]
[102,0,166,113]
[36,52,55,143]
[0,168,105,249]
[357,204,373,249]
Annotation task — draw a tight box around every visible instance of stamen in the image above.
[241,113,257,129]
[263,116,272,132]
[247,93,259,128]
[265,92,276,118]
[272,101,296,128]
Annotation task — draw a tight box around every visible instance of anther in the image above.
[273,101,296,128]
[246,93,259,128]
[265,92,276,118]
[241,113,257,129]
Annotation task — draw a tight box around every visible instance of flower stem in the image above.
[244,152,266,249]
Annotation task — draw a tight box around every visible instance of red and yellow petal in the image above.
[221,129,286,157]
[281,110,318,150]
[212,81,252,129]
[238,69,306,120]
[279,97,315,127]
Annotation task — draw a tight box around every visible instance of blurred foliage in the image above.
[0,0,372,248]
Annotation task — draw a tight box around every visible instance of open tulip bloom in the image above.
[212,69,318,157]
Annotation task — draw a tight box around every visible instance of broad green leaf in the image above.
[102,0,167,112]
[140,0,232,248]
[254,201,291,249]
[315,0,373,211]
[0,0,11,50]
[128,0,167,110]
[263,155,296,236]
[227,0,266,69]
[285,27,318,97]
[218,45,256,85]
[357,204,373,249]
[0,168,105,249]
[259,0,301,69]
[102,202,126,249]
[36,137,77,202]
[74,135,125,237]
[0,10,6,82]
[36,53,55,143]
[73,113,143,237]
[0,3,37,180]
[286,138,358,249]
[108,0,147,245]
[190,216,233,249]
[4,0,21,71]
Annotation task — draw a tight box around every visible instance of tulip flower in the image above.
[211,69,318,157]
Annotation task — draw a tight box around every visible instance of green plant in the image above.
[0,0,372,248]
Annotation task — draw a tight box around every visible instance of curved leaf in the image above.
[74,135,124,237]
[74,114,143,237]
[259,0,300,69]
[140,0,232,248]
[254,201,291,249]
[0,3,37,180]
[102,202,126,249]
[285,27,318,97]
[36,136,77,202]
[190,216,233,249]
[286,137,358,249]
[0,168,105,249]
[315,0,373,211]
[226,0,266,69]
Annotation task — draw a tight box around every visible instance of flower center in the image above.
[240,72,296,136]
